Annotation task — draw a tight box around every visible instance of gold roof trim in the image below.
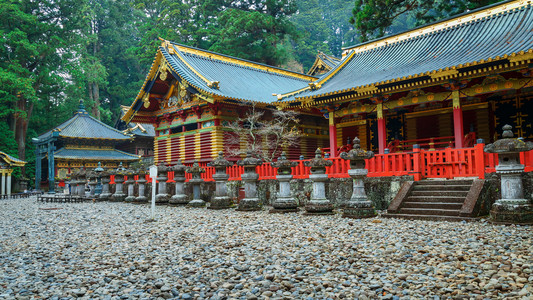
[342,0,529,57]
[171,44,220,89]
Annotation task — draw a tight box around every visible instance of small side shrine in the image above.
[0,151,27,195]
[33,101,141,192]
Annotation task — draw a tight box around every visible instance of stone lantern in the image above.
[87,170,98,197]
[69,169,79,197]
[77,167,87,197]
[339,137,377,218]
[135,166,148,203]
[236,151,263,211]
[94,162,104,196]
[484,124,533,224]
[270,151,298,213]
[209,152,233,209]
[99,168,112,201]
[186,160,206,207]
[155,162,170,204]
[169,160,188,205]
[124,168,136,202]
[304,149,334,214]
[112,162,127,202]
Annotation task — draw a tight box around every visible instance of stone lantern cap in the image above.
[186,160,206,175]
[136,164,148,175]
[209,151,233,169]
[484,125,533,154]
[304,149,333,174]
[77,167,87,178]
[157,161,170,173]
[124,168,135,176]
[171,159,188,173]
[271,152,298,175]
[115,162,126,175]
[237,151,263,167]
[94,162,104,173]
[340,137,375,161]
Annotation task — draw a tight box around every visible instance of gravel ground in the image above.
[0,197,532,300]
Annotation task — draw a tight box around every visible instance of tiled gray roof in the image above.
[128,123,155,137]
[163,43,316,103]
[283,3,533,101]
[0,151,27,166]
[38,107,132,141]
[54,148,140,161]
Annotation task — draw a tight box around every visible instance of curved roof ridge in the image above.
[38,108,132,141]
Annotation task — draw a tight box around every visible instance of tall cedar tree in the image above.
[0,0,82,169]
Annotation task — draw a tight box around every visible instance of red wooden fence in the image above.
[106,144,532,183]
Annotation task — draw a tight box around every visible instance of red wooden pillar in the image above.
[377,103,387,155]
[329,113,337,157]
[452,90,464,148]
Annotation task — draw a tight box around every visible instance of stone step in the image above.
[402,202,463,210]
[406,196,466,203]
[412,184,471,191]
[381,213,478,222]
[415,180,474,186]
[398,208,461,216]
[410,190,469,197]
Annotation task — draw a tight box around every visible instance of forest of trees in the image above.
[0,0,502,181]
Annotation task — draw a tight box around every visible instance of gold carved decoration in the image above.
[142,93,150,108]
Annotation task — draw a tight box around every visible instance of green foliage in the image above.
[290,0,357,70]
[350,0,501,42]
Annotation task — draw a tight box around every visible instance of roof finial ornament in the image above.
[76,100,87,115]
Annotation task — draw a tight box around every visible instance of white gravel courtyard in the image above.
[1,197,532,300]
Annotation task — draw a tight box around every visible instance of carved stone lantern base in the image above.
[303,201,334,215]
[187,180,205,207]
[304,173,334,215]
[343,202,377,219]
[237,198,262,211]
[169,194,189,205]
[155,194,169,204]
[270,174,299,213]
[209,196,232,209]
[134,196,148,203]
[188,199,206,207]
[342,169,377,219]
[111,194,126,202]
[270,206,299,214]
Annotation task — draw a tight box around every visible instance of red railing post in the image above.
[412,144,422,181]
[474,142,485,179]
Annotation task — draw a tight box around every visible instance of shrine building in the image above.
[34,102,141,192]
[123,0,533,167]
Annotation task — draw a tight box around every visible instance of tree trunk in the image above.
[14,98,33,177]
[91,82,101,120]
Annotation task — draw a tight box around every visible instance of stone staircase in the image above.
[382,179,485,221]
